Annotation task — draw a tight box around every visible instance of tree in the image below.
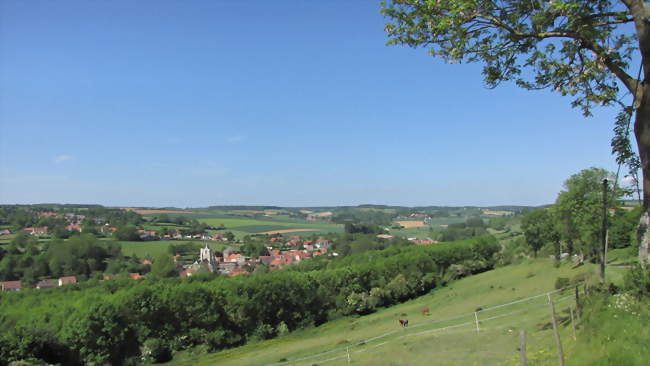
[150,253,177,279]
[609,206,642,248]
[114,225,141,241]
[554,168,621,263]
[521,208,558,257]
[382,0,650,252]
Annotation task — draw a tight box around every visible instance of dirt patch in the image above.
[120,208,190,215]
[396,221,426,228]
[259,229,318,235]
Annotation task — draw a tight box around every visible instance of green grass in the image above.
[564,292,649,366]
[199,218,343,238]
[168,259,628,366]
[106,240,231,258]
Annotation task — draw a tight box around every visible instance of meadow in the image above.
[104,239,229,259]
[169,259,627,366]
[199,217,343,238]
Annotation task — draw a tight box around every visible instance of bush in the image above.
[624,264,650,299]
[141,338,172,363]
[555,277,570,290]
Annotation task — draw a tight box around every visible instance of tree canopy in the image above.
[381,0,650,237]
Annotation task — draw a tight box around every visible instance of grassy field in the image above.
[199,217,343,238]
[168,259,628,366]
[105,240,231,259]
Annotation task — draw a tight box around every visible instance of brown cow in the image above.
[421,306,430,316]
[399,319,409,327]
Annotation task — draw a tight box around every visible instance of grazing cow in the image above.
[399,319,409,327]
[421,306,430,316]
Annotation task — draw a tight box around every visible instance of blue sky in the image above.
[0,1,625,207]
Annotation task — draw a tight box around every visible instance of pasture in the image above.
[108,240,230,259]
[170,259,626,366]
[199,217,343,238]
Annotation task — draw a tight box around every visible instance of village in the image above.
[178,236,332,278]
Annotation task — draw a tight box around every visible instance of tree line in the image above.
[521,168,641,262]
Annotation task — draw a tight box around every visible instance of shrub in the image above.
[624,264,650,299]
[141,338,172,364]
[555,277,570,290]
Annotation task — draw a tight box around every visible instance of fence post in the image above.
[347,346,351,364]
[570,307,577,341]
[547,293,565,366]
[474,312,480,334]
[520,330,527,366]
[575,285,581,321]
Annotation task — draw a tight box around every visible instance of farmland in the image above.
[199,217,343,238]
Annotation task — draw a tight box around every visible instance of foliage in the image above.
[521,208,559,257]
[149,253,178,279]
[0,236,498,365]
[114,225,142,241]
[623,263,650,298]
[381,0,647,181]
[141,338,172,364]
[609,207,642,249]
[569,292,650,366]
[0,233,133,283]
[554,168,619,261]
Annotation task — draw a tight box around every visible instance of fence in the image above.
[267,285,583,366]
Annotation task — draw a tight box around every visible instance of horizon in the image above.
[1,1,623,207]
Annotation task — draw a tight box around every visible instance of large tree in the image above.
[381,0,649,250]
[554,168,621,262]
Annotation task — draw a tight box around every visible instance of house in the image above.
[228,268,249,277]
[138,230,158,241]
[142,259,152,265]
[179,268,197,278]
[376,234,394,239]
[129,273,142,280]
[1,281,21,291]
[0,229,11,236]
[100,226,117,235]
[410,239,435,245]
[315,240,331,248]
[23,227,48,235]
[36,279,57,289]
[259,256,275,266]
[58,276,77,286]
[66,224,82,232]
[218,262,237,273]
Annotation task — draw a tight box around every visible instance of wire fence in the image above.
[267,285,583,366]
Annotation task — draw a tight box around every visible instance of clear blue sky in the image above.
[0,0,623,207]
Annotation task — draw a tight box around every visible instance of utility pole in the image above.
[600,178,608,285]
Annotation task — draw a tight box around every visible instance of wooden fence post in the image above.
[575,285,581,321]
[547,293,565,366]
[520,330,527,366]
[474,312,480,334]
[570,307,577,341]
[347,346,351,364]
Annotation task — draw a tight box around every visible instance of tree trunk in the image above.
[634,83,650,263]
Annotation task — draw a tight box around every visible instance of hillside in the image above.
[169,259,628,366]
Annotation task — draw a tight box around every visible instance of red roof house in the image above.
[1,281,21,291]
[58,276,77,286]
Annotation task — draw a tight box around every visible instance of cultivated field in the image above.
[169,259,627,366]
